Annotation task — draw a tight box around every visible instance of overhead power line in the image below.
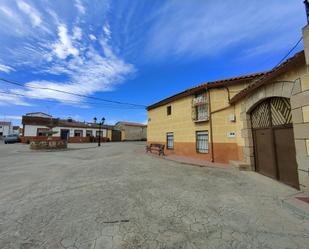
[273,36,303,69]
[0,78,146,108]
[0,90,143,110]
[245,36,303,90]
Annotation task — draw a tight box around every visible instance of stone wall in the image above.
[292,74,309,190]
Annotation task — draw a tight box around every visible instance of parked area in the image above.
[0,142,308,249]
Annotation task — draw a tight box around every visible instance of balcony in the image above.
[192,93,209,122]
[193,114,209,123]
[192,96,208,106]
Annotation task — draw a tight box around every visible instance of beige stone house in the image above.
[147,27,309,191]
[114,122,147,141]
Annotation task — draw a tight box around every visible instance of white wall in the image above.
[24,124,107,137]
[24,125,47,136]
[0,125,13,136]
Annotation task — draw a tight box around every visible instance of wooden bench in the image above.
[146,143,165,156]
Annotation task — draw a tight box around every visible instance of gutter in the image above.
[207,87,215,162]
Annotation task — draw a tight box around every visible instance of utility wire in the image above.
[273,37,303,69]
[245,36,303,90]
[0,90,143,109]
[0,78,146,108]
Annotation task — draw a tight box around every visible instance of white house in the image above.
[0,122,13,137]
[22,113,113,143]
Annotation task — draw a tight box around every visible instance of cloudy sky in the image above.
[0,0,306,125]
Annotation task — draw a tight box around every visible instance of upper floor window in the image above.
[167,106,172,116]
[192,92,208,122]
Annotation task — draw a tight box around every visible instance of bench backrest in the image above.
[150,143,165,149]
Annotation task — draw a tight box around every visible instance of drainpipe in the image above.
[207,87,215,162]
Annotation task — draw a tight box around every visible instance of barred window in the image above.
[166,132,174,149]
[196,131,208,153]
[74,130,83,137]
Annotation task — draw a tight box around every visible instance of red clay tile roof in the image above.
[0,121,12,125]
[147,72,267,110]
[230,51,305,104]
[22,116,113,129]
[115,121,147,127]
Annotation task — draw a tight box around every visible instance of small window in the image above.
[166,132,174,149]
[37,128,49,136]
[86,130,93,137]
[196,131,208,153]
[74,130,83,137]
[167,106,172,115]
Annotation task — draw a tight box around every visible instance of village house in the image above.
[0,121,13,137]
[147,28,309,191]
[21,112,114,143]
[114,121,147,141]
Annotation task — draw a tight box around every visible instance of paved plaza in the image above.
[0,142,308,249]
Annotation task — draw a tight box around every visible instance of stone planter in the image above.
[30,140,67,150]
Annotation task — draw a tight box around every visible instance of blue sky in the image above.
[0,0,306,125]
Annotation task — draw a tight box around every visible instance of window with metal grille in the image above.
[166,132,174,149]
[196,104,208,121]
[74,130,83,137]
[196,131,208,153]
[86,130,93,137]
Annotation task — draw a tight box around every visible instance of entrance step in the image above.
[280,193,309,219]
[229,160,251,171]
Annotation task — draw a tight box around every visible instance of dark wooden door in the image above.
[274,127,299,188]
[251,97,299,189]
[112,130,121,141]
[253,129,277,179]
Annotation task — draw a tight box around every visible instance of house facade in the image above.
[0,122,13,137]
[114,122,147,141]
[147,27,309,191]
[22,113,113,143]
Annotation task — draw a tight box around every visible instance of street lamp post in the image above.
[305,0,309,24]
[95,117,105,147]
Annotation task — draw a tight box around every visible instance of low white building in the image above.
[22,113,113,143]
[0,122,13,137]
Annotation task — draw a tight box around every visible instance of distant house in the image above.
[0,121,13,137]
[115,122,147,141]
[21,113,114,143]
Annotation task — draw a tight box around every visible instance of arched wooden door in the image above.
[251,97,299,189]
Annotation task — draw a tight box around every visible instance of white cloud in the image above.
[89,34,97,41]
[144,0,304,59]
[16,1,42,27]
[1,115,22,120]
[103,24,111,40]
[0,5,15,18]
[73,26,82,40]
[0,64,14,73]
[0,93,31,106]
[74,0,85,15]
[52,24,79,59]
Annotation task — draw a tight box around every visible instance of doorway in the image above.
[251,97,299,189]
